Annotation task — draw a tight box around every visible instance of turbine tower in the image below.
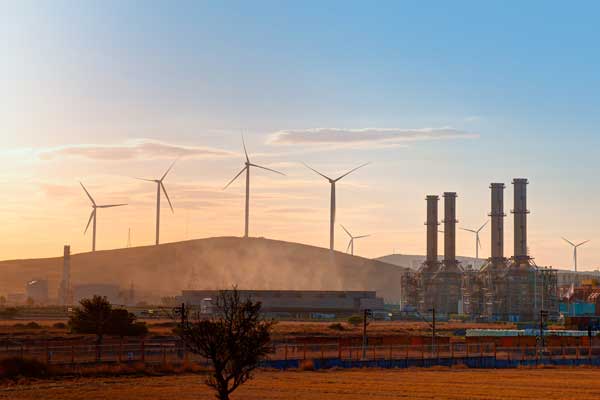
[224,137,285,238]
[562,237,590,272]
[341,225,370,256]
[137,160,176,245]
[303,162,369,251]
[80,182,127,252]
[460,220,488,267]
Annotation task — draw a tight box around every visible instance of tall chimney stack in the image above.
[443,192,458,264]
[512,178,529,260]
[490,183,506,259]
[59,245,72,305]
[425,195,439,264]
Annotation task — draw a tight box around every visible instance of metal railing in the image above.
[2,340,600,368]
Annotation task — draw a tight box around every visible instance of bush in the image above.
[347,315,363,326]
[52,322,67,329]
[25,322,42,329]
[0,357,49,379]
[328,322,346,331]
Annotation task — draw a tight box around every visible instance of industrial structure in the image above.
[58,245,73,305]
[401,179,559,322]
[180,289,384,317]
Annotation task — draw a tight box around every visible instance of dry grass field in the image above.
[2,368,600,400]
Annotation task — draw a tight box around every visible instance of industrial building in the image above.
[401,178,559,322]
[73,283,121,304]
[180,290,384,317]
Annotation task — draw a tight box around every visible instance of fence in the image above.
[3,340,600,369]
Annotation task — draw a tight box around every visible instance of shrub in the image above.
[52,322,67,329]
[0,357,49,379]
[328,322,346,331]
[25,322,42,329]
[347,315,363,326]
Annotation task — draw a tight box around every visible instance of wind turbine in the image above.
[303,162,369,251]
[224,137,285,238]
[341,225,370,256]
[137,160,176,245]
[460,220,488,267]
[80,182,127,252]
[562,237,590,272]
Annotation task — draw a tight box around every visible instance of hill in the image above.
[376,253,482,270]
[0,237,409,303]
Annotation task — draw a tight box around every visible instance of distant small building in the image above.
[73,283,121,304]
[26,279,49,304]
[180,290,385,317]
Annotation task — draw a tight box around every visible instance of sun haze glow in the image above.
[2,2,600,271]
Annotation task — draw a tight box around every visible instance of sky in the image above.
[1,1,600,270]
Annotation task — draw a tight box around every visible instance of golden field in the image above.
[2,368,600,400]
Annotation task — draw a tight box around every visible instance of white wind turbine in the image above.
[80,182,127,252]
[341,225,370,256]
[303,162,369,251]
[137,160,176,245]
[460,220,488,267]
[562,237,590,272]
[224,137,285,238]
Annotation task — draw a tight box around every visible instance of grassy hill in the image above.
[0,237,409,303]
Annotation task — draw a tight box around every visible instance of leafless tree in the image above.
[180,288,274,400]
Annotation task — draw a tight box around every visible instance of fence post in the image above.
[46,342,50,364]
[320,345,324,361]
[338,342,341,359]
[303,343,306,360]
[119,339,123,363]
[141,340,145,363]
[163,345,167,364]
[71,345,75,366]
[493,343,497,368]
[285,344,288,361]
[389,345,393,361]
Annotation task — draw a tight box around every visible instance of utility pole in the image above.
[539,309,548,348]
[431,308,436,349]
[362,309,370,359]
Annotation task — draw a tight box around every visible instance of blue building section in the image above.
[560,302,596,316]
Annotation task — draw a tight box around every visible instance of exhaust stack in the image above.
[512,178,529,260]
[443,192,458,264]
[425,195,439,264]
[490,183,506,259]
[59,245,72,305]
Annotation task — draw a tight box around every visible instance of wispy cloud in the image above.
[38,139,236,161]
[267,127,478,148]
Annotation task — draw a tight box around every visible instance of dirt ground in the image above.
[2,368,600,400]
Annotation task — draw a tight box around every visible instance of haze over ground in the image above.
[2,2,600,270]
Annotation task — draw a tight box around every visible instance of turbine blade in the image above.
[84,209,95,234]
[161,159,177,181]
[562,237,576,247]
[477,220,489,232]
[135,178,156,182]
[250,163,286,176]
[346,240,352,253]
[355,234,370,239]
[334,162,370,182]
[223,167,247,190]
[302,162,332,181]
[161,182,174,213]
[460,228,477,233]
[576,240,590,247]
[97,203,127,208]
[79,182,96,206]
[340,224,352,237]
[241,134,250,163]
[477,237,482,249]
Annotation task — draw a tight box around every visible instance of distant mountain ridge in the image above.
[376,253,484,270]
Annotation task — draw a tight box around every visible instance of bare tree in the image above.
[180,288,274,400]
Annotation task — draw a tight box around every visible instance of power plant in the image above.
[402,178,559,322]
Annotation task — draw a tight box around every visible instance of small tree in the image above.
[69,295,112,345]
[69,296,147,342]
[180,288,274,400]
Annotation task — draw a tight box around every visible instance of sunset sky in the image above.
[2,2,600,270]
